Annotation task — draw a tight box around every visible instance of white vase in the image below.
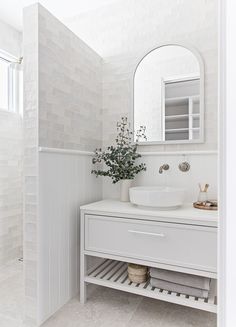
[120,179,133,202]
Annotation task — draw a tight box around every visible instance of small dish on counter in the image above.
[193,200,218,211]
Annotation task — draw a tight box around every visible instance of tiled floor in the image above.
[0,262,217,327]
[42,285,217,327]
[0,259,24,327]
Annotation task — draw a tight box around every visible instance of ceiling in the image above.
[0,0,119,31]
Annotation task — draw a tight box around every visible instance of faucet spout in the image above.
[159,164,169,174]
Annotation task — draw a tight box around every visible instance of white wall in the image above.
[103,152,218,202]
[66,0,218,200]
[23,4,103,326]
[0,19,22,56]
[38,8,102,151]
[38,150,101,323]
[220,0,236,326]
[0,19,23,267]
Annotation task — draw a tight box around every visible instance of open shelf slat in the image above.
[85,259,217,313]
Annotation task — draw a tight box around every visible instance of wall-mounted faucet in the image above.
[159,164,169,174]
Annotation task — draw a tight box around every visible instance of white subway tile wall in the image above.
[0,111,23,265]
[0,19,22,57]
[38,6,103,151]
[0,18,23,267]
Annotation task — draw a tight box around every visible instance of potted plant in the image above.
[91,117,147,201]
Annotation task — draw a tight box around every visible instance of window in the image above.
[0,50,22,114]
[0,58,9,110]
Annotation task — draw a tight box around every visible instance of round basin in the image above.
[129,186,186,210]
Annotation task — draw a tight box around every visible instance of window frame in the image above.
[0,49,22,114]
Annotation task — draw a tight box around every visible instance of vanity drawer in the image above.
[84,214,217,272]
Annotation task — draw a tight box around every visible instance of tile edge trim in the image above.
[38,147,218,156]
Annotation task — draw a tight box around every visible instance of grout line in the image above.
[126,295,144,325]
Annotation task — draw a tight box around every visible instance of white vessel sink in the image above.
[129,186,186,210]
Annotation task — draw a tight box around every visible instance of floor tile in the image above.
[127,297,217,327]
[0,261,217,327]
[42,286,142,327]
[0,260,24,325]
[42,286,217,327]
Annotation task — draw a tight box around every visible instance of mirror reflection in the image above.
[134,45,203,144]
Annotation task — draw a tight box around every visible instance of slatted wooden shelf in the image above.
[85,259,217,313]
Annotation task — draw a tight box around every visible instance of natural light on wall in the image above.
[0,50,23,114]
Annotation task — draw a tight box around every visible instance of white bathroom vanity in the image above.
[80,200,218,313]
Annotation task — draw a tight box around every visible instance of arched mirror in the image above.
[133,44,204,144]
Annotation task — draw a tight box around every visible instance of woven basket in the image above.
[128,263,148,283]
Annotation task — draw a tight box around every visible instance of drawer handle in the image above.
[128,230,165,237]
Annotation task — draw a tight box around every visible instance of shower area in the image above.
[0,50,24,325]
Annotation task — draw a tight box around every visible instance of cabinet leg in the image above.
[80,280,87,304]
[80,254,87,304]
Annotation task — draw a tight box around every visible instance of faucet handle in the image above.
[178,161,190,172]
[159,164,169,174]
